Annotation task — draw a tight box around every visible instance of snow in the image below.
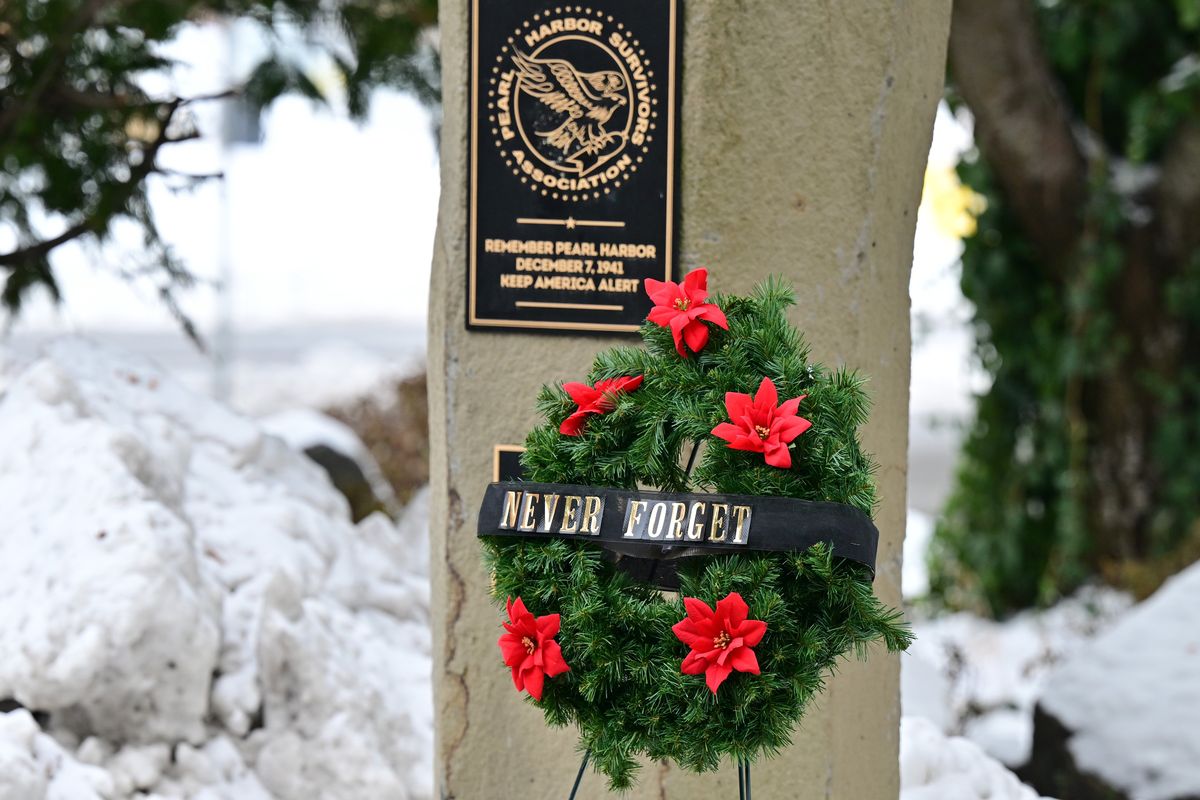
[1110,159,1161,224]
[260,407,400,515]
[216,339,423,417]
[904,509,935,598]
[1163,53,1200,92]
[900,717,1051,800]
[901,652,954,735]
[903,587,1131,766]
[0,327,425,419]
[1039,561,1200,800]
[0,339,432,799]
[0,709,118,800]
[260,408,367,460]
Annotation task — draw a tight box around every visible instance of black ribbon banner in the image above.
[477,481,879,590]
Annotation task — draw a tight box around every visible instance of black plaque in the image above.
[493,444,527,481]
[469,0,680,333]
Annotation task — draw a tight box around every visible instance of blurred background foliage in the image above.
[934,0,1200,615]
[0,0,438,330]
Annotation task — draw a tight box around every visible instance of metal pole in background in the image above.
[211,17,236,403]
[211,18,260,402]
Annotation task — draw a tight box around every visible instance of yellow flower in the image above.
[922,165,987,239]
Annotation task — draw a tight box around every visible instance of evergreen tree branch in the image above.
[0,98,182,269]
[0,0,125,140]
[0,221,93,269]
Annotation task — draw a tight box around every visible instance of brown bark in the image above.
[948,0,1087,266]
[1156,123,1200,264]
[1083,225,1174,563]
[1083,121,1200,565]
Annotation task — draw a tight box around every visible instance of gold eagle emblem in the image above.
[511,50,628,175]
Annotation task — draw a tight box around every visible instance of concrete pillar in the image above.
[428,2,951,798]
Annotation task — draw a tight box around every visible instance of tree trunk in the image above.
[1082,226,1182,565]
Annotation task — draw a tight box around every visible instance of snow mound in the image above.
[0,339,431,799]
[904,586,1130,766]
[1037,561,1200,800]
[901,717,1051,800]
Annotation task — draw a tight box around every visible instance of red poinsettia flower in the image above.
[644,268,729,358]
[672,592,767,694]
[559,374,644,436]
[710,377,812,469]
[497,597,570,701]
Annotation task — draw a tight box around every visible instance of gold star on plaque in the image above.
[566,216,577,229]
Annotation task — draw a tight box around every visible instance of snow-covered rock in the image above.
[260,408,368,464]
[903,586,1131,766]
[901,716,1051,800]
[1029,562,1200,800]
[0,339,432,799]
[260,407,399,518]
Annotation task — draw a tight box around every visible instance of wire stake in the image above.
[568,749,591,800]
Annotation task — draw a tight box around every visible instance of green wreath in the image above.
[482,275,911,790]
